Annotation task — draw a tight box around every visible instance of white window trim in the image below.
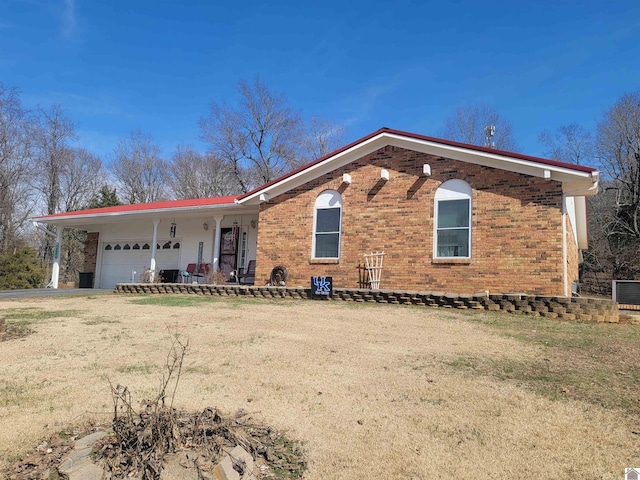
[312,190,342,260]
[433,180,472,260]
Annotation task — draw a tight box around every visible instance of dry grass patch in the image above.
[447,311,640,414]
[0,295,638,479]
[1,307,84,342]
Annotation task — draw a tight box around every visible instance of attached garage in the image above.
[99,240,181,288]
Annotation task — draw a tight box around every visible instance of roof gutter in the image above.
[32,221,58,237]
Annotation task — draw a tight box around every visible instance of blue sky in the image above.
[1,0,639,162]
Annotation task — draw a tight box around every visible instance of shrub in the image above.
[0,245,47,289]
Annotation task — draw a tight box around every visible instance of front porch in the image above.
[32,197,259,289]
[88,215,258,289]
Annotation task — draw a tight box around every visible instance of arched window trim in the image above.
[312,190,342,260]
[434,179,472,259]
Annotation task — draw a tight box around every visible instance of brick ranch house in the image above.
[34,128,599,296]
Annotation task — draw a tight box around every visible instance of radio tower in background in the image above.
[484,125,496,148]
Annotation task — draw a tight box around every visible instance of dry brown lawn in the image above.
[1,294,639,479]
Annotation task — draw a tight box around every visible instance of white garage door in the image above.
[99,240,181,288]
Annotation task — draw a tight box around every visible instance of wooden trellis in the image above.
[364,251,385,290]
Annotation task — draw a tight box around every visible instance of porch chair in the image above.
[183,263,211,283]
[234,260,256,285]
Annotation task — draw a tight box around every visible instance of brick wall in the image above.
[255,146,571,296]
[83,232,99,273]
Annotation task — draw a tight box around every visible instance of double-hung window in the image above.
[434,180,472,259]
[313,190,342,259]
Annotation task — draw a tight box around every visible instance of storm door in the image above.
[219,227,239,278]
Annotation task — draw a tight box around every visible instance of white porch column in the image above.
[50,226,63,289]
[562,196,568,297]
[212,215,224,272]
[149,219,160,282]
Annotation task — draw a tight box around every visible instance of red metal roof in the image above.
[237,127,597,201]
[34,195,240,219]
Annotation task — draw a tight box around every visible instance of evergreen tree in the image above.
[85,185,123,209]
[0,244,46,289]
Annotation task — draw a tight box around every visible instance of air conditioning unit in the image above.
[612,280,640,305]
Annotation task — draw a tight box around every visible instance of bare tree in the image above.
[31,106,106,283]
[32,105,77,216]
[168,145,236,199]
[595,91,640,279]
[53,148,105,283]
[581,185,619,294]
[298,115,347,162]
[111,129,169,204]
[60,148,104,213]
[440,103,518,151]
[30,104,77,271]
[539,123,592,165]
[200,77,303,193]
[0,84,33,251]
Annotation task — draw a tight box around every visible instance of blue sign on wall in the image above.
[311,276,333,297]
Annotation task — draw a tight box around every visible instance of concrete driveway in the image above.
[0,288,113,300]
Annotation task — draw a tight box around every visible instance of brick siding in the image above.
[255,145,572,296]
[83,232,99,273]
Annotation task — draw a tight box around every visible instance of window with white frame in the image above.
[313,190,342,259]
[434,180,472,258]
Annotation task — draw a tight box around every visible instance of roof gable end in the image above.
[238,128,599,205]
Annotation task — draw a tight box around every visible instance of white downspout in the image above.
[212,215,224,272]
[149,220,160,282]
[50,226,63,289]
[562,196,568,297]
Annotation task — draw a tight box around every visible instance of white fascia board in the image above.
[239,132,597,204]
[32,202,254,227]
[386,134,596,183]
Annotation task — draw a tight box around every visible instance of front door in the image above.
[219,227,238,278]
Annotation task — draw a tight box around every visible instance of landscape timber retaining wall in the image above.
[115,284,620,323]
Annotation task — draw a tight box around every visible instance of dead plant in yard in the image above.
[97,333,305,480]
[205,269,229,285]
[103,333,189,479]
[142,268,163,283]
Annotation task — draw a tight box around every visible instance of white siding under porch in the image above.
[93,215,259,289]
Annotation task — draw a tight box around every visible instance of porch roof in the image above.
[33,195,258,229]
